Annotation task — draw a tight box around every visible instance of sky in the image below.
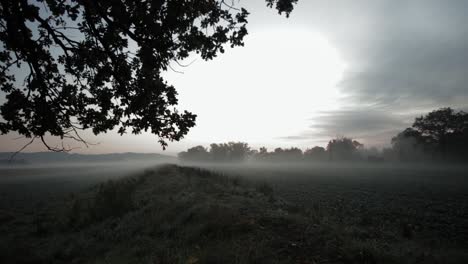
[1,0,468,155]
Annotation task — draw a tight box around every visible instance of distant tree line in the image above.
[178,108,468,163]
[178,142,251,162]
[178,137,365,163]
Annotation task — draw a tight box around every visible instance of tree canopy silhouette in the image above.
[413,108,467,145]
[391,128,427,161]
[179,142,251,162]
[327,137,363,161]
[178,140,367,163]
[304,146,326,161]
[392,107,468,161]
[0,0,297,150]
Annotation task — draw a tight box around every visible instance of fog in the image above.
[0,160,171,207]
[3,158,466,210]
[2,156,468,263]
[2,0,468,262]
[180,160,468,184]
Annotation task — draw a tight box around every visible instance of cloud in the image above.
[281,108,411,146]
[281,0,468,146]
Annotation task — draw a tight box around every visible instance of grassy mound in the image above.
[1,165,306,263]
[1,164,467,263]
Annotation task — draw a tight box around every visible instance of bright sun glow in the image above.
[164,28,346,147]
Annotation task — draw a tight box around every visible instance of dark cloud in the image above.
[280,0,468,145]
[281,108,411,146]
[310,110,407,136]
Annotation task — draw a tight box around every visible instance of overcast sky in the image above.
[1,0,468,155]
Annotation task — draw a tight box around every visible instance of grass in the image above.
[1,165,302,263]
[1,163,468,263]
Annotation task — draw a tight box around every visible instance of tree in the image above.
[326,137,363,161]
[209,143,230,161]
[0,0,298,151]
[227,142,251,162]
[280,147,303,161]
[391,128,427,161]
[178,145,209,162]
[304,146,326,161]
[392,107,468,161]
[413,108,468,158]
[179,141,251,162]
[252,147,303,162]
[413,108,467,143]
[208,142,251,162]
[253,146,269,161]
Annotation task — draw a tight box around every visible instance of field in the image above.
[204,163,468,242]
[214,164,467,237]
[1,162,467,263]
[0,161,166,212]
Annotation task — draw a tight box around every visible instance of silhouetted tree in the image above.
[392,107,468,161]
[180,142,251,162]
[178,145,209,162]
[209,143,230,162]
[252,147,303,162]
[391,128,428,161]
[252,146,270,161]
[227,142,251,162]
[304,146,327,161]
[413,108,468,159]
[413,108,466,143]
[0,0,297,150]
[259,147,268,156]
[279,147,302,161]
[327,137,363,161]
[209,142,251,162]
